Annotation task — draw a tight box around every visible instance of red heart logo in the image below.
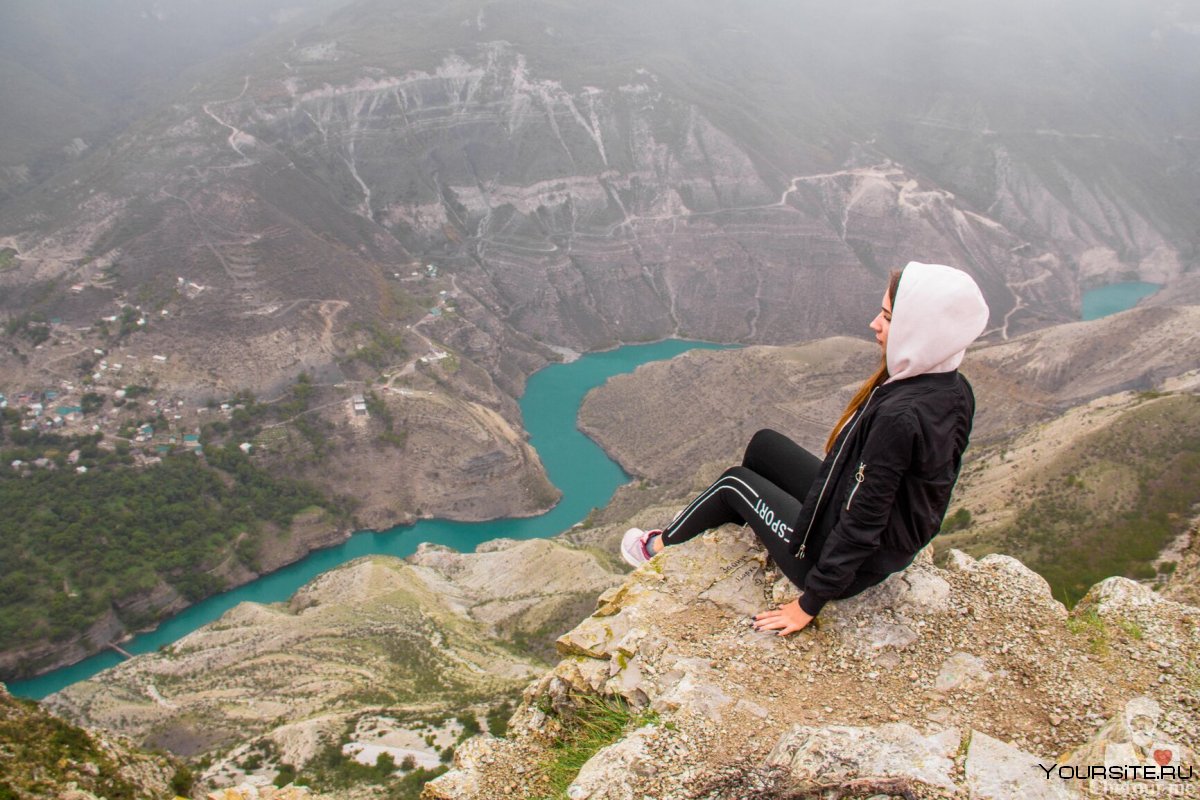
[1153,749,1172,766]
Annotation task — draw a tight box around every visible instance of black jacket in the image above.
[792,370,975,616]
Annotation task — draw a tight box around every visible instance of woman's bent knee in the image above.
[744,428,787,463]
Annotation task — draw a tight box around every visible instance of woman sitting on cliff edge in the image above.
[620,261,990,635]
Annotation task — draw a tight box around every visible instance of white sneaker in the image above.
[620,528,662,568]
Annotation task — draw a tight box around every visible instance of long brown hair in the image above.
[824,269,903,453]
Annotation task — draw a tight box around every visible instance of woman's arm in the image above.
[798,408,917,616]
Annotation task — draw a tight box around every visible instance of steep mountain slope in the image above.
[941,386,1200,602]
[3,0,1198,391]
[45,535,625,794]
[0,683,186,800]
[0,348,560,682]
[968,305,1200,403]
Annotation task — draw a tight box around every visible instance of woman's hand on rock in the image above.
[752,598,812,636]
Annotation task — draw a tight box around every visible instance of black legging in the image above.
[661,428,888,600]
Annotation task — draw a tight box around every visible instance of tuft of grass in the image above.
[956,730,973,760]
[1066,608,1109,655]
[1116,619,1144,640]
[535,694,656,799]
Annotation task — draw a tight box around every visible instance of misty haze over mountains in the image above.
[0,1,348,196]
[0,0,1197,394]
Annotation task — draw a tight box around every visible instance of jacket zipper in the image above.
[845,462,866,510]
[795,387,878,559]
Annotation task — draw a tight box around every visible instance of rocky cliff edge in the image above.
[425,526,1199,799]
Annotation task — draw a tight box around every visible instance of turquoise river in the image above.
[11,339,730,700]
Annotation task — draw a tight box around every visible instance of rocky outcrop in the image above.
[425,526,1200,799]
[404,536,627,664]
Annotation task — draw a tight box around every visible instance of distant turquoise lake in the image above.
[1081,282,1161,321]
[10,339,730,700]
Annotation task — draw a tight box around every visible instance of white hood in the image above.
[885,261,989,383]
